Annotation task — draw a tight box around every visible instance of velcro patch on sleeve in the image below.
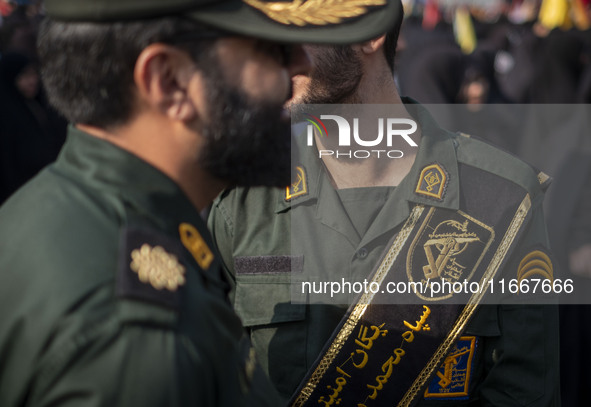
[424,336,478,400]
[235,255,304,275]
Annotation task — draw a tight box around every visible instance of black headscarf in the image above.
[0,52,67,203]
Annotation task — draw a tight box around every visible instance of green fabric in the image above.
[208,103,560,406]
[0,126,280,406]
[336,186,393,238]
[45,0,404,46]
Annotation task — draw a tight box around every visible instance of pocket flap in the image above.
[234,256,305,327]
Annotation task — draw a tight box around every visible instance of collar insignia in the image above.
[424,336,477,400]
[130,244,186,291]
[179,223,214,271]
[537,171,552,191]
[415,163,449,201]
[244,0,386,26]
[286,166,308,201]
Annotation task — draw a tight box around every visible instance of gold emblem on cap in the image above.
[244,0,386,26]
[130,244,186,291]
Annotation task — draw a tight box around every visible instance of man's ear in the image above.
[134,43,199,122]
[355,34,386,56]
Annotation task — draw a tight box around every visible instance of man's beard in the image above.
[291,45,363,120]
[198,68,293,188]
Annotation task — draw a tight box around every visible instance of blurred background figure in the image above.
[0,0,44,57]
[1,1,65,203]
[0,51,66,203]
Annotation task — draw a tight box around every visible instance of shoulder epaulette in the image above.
[117,226,188,310]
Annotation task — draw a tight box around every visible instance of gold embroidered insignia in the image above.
[424,336,477,399]
[407,208,494,301]
[416,163,448,200]
[517,250,554,283]
[537,172,550,185]
[130,244,186,291]
[286,166,308,201]
[179,223,214,270]
[244,347,257,383]
[244,0,386,26]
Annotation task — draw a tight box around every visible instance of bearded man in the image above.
[0,0,402,405]
[208,1,561,405]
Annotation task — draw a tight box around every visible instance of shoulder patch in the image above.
[517,246,554,283]
[537,171,552,192]
[179,222,214,270]
[117,226,188,309]
[455,136,543,197]
[286,166,308,201]
[424,336,478,400]
[415,163,449,201]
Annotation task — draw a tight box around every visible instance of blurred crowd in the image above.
[0,0,66,203]
[398,0,591,106]
[1,0,591,405]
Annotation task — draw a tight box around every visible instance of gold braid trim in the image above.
[244,0,386,26]
[290,205,425,407]
[398,194,532,406]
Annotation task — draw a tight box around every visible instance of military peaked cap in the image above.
[45,0,404,45]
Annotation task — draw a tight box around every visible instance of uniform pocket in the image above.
[233,256,308,398]
[463,305,549,406]
[234,255,305,326]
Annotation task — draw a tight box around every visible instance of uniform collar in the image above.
[397,100,460,211]
[276,100,460,214]
[55,126,204,230]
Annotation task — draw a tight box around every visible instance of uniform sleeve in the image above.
[28,318,280,407]
[29,324,216,407]
[208,190,238,299]
[472,197,560,406]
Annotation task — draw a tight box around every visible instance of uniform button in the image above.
[357,248,368,259]
[492,348,500,364]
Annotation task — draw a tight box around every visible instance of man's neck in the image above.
[318,92,421,189]
[76,118,225,212]
[319,141,419,189]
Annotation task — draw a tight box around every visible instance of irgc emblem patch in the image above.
[407,208,495,301]
[424,336,478,400]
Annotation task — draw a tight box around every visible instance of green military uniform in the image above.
[0,127,281,406]
[209,102,560,405]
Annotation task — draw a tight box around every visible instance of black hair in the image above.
[38,17,214,128]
